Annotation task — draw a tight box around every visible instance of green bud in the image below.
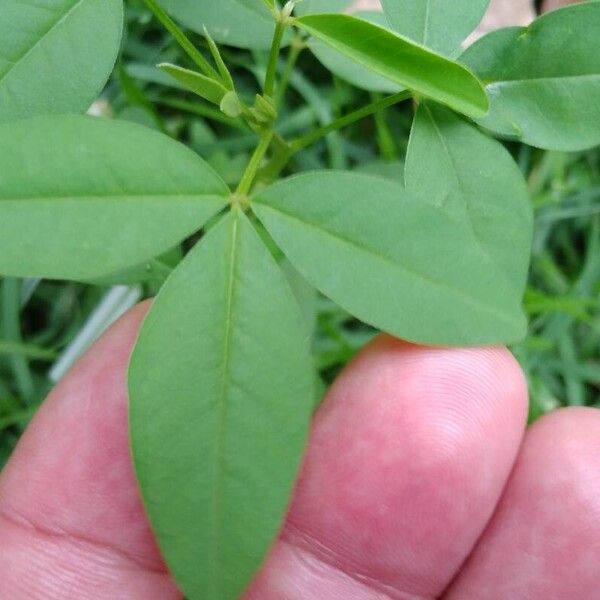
[220,91,242,118]
[253,94,277,122]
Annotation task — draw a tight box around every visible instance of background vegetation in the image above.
[1,0,598,467]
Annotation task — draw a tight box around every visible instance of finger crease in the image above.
[282,522,432,600]
[0,504,167,576]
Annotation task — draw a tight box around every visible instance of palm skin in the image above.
[0,302,598,599]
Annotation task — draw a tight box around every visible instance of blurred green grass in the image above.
[1,3,598,466]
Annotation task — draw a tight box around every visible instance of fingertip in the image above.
[276,335,528,597]
[446,406,600,599]
[527,405,600,450]
[330,336,528,462]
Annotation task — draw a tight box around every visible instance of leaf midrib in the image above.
[256,203,520,326]
[211,214,240,596]
[299,17,484,113]
[421,0,432,46]
[423,105,516,290]
[0,0,87,83]
[488,72,600,86]
[0,193,228,203]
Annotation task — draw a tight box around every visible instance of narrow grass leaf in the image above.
[0,340,57,361]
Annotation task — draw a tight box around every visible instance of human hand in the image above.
[0,302,598,599]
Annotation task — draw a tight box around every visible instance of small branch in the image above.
[264,18,287,98]
[373,94,398,160]
[257,133,293,183]
[275,36,306,106]
[290,90,412,153]
[258,90,412,182]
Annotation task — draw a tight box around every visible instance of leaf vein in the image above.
[0,0,88,83]
[489,72,600,86]
[424,105,504,283]
[212,214,240,596]
[258,204,519,326]
[0,194,227,203]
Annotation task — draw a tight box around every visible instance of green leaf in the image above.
[0,0,123,123]
[294,0,352,14]
[253,171,527,346]
[0,115,229,280]
[307,12,402,93]
[405,102,532,294]
[83,243,182,287]
[159,0,277,50]
[203,26,236,90]
[461,2,600,151]
[294,13,489,118]
[281,258,318,337]
[158,63,229,105]
[381,0,489,56]
[83,258,173,287]
[129,209,314,600]
[357,160,404,184]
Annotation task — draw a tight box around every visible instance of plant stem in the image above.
[155,95,248,130]
[264,17,287,98]
[275,37,305,106]
[236,131,275,195]
[142,0,220,81]
[1,279,34,403]
[257,133,292,182]
[259,89,412,182]
[290,90,412,152]
[372,94,398,160]
[0,405,38,431]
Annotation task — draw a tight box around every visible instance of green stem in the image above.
[236,131,275,195]
[275,37,305,106]
[0,339,56,361]
[259,90,412,182]
[290,90,412,153]
[264,17,287,98]
[372,94,398,160]
[257,133,292,182]
[0,404,38,431]
[143,0,220,81]
[1,279,34,403]
[154,95,248,130]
